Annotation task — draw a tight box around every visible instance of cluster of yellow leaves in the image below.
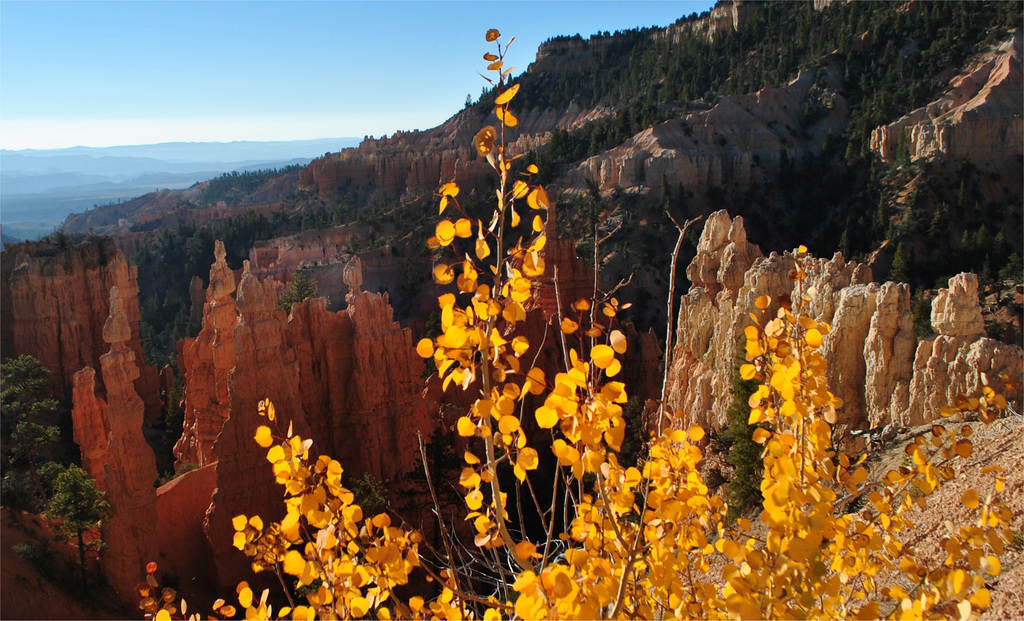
[141,30,1015,621]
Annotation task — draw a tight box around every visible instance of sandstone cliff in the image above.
[665,211,1023,432]
[70,287,160,608]
[563,68,848,196]
[0,238,161,420]
[871,30,1023,166]
[174,243,433,587]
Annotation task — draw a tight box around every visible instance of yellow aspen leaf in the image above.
[457,416,476,437]
[232,514,247,531]
[266,445,284,463]
[377,608,391,620]
[435,220,456,246]
[498,416,520,435]
[440,181,459,197]
[155,610,171,621]
[475,126,497,156]
[527,164,539,174]
[532,214,543,232]
[433,264,455,285]
[970,588,991,608]
[523,252,544,277]
[350,597,370,618]
[805,328,823,348]
[755,295,771,310]
[487,60,503,71]
[460,467,481,489]
[688,424,706,442]
[485,28,500,41]
[752,428,772,444]
[961,489,980,509]
[605,357,622,377]
[511,206,521,227]
[237,584,253,609]
[282,550,305,577]
[527,187,549,212]
[516,541,538,560]
[416,338,434,358]
[455,218,473,238]
[536,405,558,428]
[439,198,449,216]
[483,52,498,61]
[956,440,972,458]
[740,364,756,380]
[512,180,529,199]
[561,318,579,334]
[466,489,484,510]
[254,426,273,448]
[494,83,520,105]
[475,237,491,260]
[592,344,615,369]
[748,407,764,424]
[496,106,518,127]
[609,329,627,354]
[519,447,539,470]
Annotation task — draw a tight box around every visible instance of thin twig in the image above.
[660,213,702,433]
[419,432,461,594]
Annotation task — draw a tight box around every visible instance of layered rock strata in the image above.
[665,211,1023,432]
[70,287,160,608]
[0,238,161,419]
[871,30,1023,165]
[564,68,848,194]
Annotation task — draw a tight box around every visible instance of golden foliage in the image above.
[143,30,1015,621]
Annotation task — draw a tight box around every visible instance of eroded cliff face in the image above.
[665,211,1023,432]
[563,69,848,196]
[70,287,160,608]
[174,242,433,586]
[871,30,1022,166]
[300,102,607,204]
[0,238,162,420]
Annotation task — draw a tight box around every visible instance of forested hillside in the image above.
[57,0,1022,370]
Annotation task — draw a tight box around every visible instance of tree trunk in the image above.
[76,529,87,589]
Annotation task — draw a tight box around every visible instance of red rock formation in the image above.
[174,244,433,588]
[904,273,1023,426]
[154,464,218,606]
[665,212,1024,432]
[871,31,1022,165]
[70,286,160,608]
[0,238,161,421]
[175,241,238,467]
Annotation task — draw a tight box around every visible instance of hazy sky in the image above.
[1,1,715,150]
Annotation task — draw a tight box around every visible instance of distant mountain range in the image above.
[0,138,359,240]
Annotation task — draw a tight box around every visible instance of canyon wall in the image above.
[174,242,433,586]
[563,68,848,195]
[665,211,1023,432]
[871,30,1022,166]
[0,238,161,420]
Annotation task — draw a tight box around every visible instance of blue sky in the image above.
[1,1,715,150]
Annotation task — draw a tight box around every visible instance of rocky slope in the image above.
[665,211,1023,433]
[0,238,161,419]
[871,29,1023,166]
